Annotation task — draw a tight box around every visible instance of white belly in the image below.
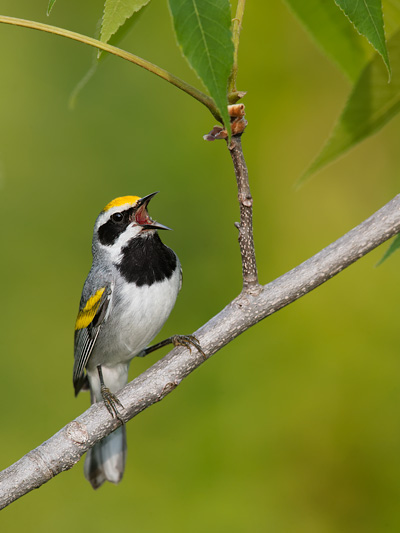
[87,266,181,371]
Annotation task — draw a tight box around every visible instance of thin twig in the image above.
[1,194,400,509]
[0,15,220,121]
[228,0,246,95]
[228,134,259,291]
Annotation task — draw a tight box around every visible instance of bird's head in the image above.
[92,192,170,261]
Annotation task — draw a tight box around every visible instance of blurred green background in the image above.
[1,1,400,531]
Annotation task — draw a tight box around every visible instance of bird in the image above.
[73,192,203,489]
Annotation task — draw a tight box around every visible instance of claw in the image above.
[171,334,206,359]
[101,385,124,422]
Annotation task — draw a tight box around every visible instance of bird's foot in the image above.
[171,335,206,359]
[100,385,124,422]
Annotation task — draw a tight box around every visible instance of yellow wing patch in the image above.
[103,196,140,212]
[75,288,106,331]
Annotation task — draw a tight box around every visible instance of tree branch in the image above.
[203,108,255,290]
[1,194,400,509]
[228,134,259,291]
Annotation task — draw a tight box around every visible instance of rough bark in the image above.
[229,135,259,290]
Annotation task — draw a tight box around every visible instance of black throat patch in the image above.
[116,232,177,286]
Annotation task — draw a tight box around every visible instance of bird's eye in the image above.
[111,212,123,223]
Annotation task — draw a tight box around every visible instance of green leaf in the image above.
[377,233,400,265]
[47,0,57,16]
[335,0,391,79]
[300,30,400,183]
[100,0,151,45]
[284,0,369,81]
[168,0,234,130]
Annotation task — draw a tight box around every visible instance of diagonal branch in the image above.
[1,194,400,509]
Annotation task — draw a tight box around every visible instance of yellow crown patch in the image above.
[103,195,141,212]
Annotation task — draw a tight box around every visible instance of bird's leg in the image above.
[139,335,206,359]
[97,364,124,422]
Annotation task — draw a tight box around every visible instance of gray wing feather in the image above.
[73,283,112,395]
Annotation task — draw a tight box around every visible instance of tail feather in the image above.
[84,425,127,489]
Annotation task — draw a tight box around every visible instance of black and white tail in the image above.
[84,425,127,489]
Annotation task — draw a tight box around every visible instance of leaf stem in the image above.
[228,0,246,95]
[0,15,220,121]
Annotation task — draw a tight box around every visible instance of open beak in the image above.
[133,192,172,231]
